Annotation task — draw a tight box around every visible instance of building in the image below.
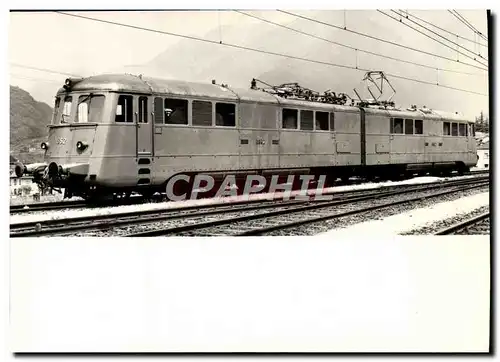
[10,176,35,196]
[476,141,490,169]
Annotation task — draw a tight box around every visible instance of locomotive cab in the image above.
[16,75,157,200]
[16,78,106,197]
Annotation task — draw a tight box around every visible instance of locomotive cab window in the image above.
[115,95,133,123]
[77,97,89,123]
[282,109,298,129]
[451,122,458,136]
[138,97,148,123]
[164,98,188,125]
[414,119,423,134]
[390,118,404,134]
[77,95,105,123]
[300,110,313,131]
[216,103,236,127]
[192,100,213,126]
[62,96,73,123]
[315,111,329,131]
[443,122,450,135]
[458,123,466,137]
[404,119,413,135]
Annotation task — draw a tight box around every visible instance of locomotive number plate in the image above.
[57,137,67,145]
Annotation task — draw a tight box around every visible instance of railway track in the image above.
[10,170,488,216]
[126,177,488,237]
[434,212,490,235]
[10,199,88,214]
[9,195,150,214]
[11,176,486,237]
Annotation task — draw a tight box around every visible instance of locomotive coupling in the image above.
[14,162,47,177]
[15,161,89,180]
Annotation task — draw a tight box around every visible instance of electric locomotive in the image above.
[14,73,478,200]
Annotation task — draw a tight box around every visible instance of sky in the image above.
[8,9,489,119]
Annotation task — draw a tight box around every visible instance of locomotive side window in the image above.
[414,119,423,134]
[192,100,213,126]
[404,119,413,135]
[471,123,475,136]
[138,96,148,123]
[52,97,61,124]
[443,122,451,135]
[216,103,236,127]
[451,123,458,136]
[465,124,468,136]
[315,111,329,131]
[165,98,188,125]
[62,96,73,123]
[390,118,403,134]
[282,109,298,129]
[458,123,466,137]
[329,113,335,131]
[115,95,133,123]
[300,110,313,131]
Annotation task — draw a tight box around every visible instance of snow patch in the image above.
[319,192,490,237]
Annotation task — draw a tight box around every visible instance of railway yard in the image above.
[10,171,490,237]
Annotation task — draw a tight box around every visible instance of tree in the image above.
[475,111,489,133]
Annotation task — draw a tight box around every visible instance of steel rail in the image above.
[433,212,490,235]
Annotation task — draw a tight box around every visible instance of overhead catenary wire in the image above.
[448,10,488,41]
[10,62,81,77]
[402,10,487,48]
[378,10,488,68]
[391,9,487,60]
[49,11,488,97]
[235,10,485,77]
[10,74,64,84]
[277,9,488,72]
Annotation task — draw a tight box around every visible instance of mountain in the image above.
[10,85,52,149]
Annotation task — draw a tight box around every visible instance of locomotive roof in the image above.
[58,73,280,103]
[57,74,473,122]
[364,106,472,123]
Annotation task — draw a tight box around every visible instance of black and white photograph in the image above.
[6,5,492,354]
[9,9,490,237]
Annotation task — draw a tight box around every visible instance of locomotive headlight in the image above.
[63,77,83,91]
[40,142,49,150]
[63,79,72,91]
[76,141,88,151]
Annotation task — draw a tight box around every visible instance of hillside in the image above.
[10,85,53,154]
